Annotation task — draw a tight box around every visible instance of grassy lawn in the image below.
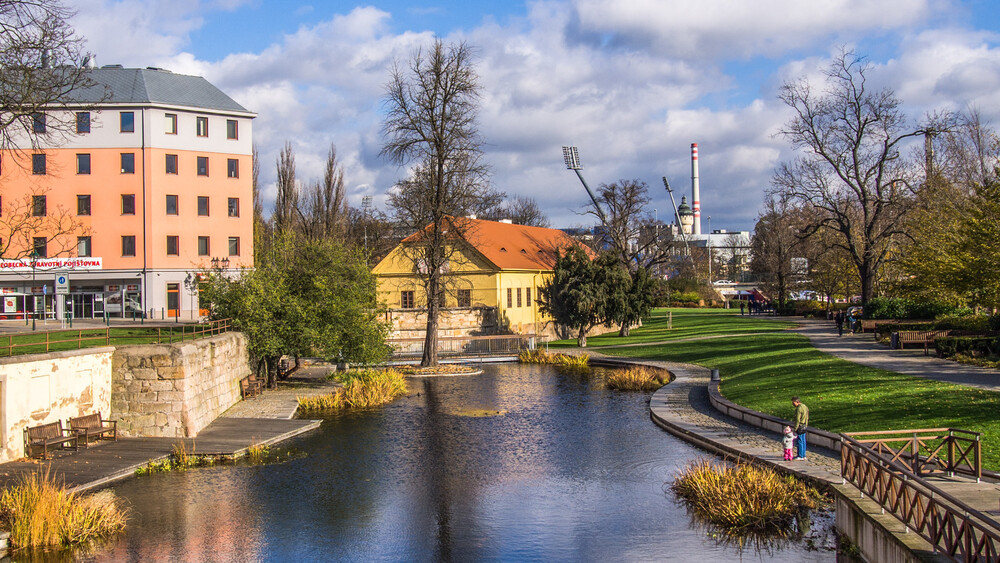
[549,308,795,348]
[598,332,1000,471]
[0,325,222,357]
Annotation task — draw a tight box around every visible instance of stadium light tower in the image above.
[562,146,608,226]
[662,176,692,259]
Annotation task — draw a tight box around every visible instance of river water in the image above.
[65,363,836,562]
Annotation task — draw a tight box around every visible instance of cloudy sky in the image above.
[69,0,1000,231]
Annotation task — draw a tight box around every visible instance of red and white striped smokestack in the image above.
[691,143,701,235]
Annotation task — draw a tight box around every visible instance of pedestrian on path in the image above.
[740,301,745,315]
[782,425,795,461]
[835,311,845,336]
[792,397,809,460]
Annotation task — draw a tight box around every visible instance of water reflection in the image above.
[47,363,834,562]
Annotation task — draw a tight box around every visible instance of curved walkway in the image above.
[792,318,1000,391]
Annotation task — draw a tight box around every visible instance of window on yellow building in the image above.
[457,289,471,308]
[517,288,522,307]
[401,290,415,309]
[507,288,512,308]
[526,288,532,306]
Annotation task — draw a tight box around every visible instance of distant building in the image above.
[373,217,596,337]
[0,67,255,321]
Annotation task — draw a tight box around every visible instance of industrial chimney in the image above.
[691,143,701,235]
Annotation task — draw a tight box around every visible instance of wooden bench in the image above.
[240,374,264,399]
[69,412,117,447]
[23,421,79,459]
[860,320,878,333]
[897,331,947,355]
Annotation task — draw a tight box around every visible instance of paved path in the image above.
[0,369,333,493]
[792,317,1000,390]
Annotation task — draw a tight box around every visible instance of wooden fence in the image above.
[841,433,1000,562]
[846,428,982,481]
[0,318,232,357]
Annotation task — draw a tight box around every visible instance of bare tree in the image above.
[481,194,548,226]
[0,0,101,153]
[774,49,933,304]
[0,189,88,259]
[298,143,348,241]
[273,141,297,234]
[252,143,264,228]
[750,194,806,310]
[381,39,489,366]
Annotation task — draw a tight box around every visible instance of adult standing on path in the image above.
[835,311,845,336]
[792,396,809,460]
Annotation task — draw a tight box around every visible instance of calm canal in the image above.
[77,363,835,562]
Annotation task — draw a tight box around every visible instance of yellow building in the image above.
[373,217,594,336]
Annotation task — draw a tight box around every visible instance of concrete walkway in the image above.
[792,317,1000,390]
[0,368,335,493]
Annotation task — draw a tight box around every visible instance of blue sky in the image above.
[70,0,1000,231]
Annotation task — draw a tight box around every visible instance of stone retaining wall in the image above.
[110,332,250,438]
[387,307,499,339]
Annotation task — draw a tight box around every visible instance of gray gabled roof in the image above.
[67,67,250,114]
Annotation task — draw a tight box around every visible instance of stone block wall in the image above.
[110,332,250,438]
[387,306,499,339]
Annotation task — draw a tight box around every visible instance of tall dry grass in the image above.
[518,349,589,367]
[671,459,819,534]
[606,366,670,391]
[0,470,128,549]
[298,368,407,412]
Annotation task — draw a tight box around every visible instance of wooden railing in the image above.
[387,334,537,359]
[0,318,232,357]
[846,428,982,481]
[841,433,1000,562]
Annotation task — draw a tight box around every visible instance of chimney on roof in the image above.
[82,54,97,69]
[499,219,513,224]
[466,213,477,219]
[41,49,52,69]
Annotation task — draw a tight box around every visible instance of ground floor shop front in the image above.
[0,268,215,322]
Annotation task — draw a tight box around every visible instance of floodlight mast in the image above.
[662,176,692,259]
[562,146,608,226]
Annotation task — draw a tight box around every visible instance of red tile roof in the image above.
[402,217,594,270]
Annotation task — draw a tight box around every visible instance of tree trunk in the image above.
[859,260,874,304]
[421,275,440,366]
[577,326,588,347]
[619,322,631,337]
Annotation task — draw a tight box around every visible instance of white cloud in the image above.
[66,0,999,231]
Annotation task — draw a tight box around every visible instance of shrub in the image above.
[606,366,670,391]
[933,314,990,332]
[935,336,1000,359]
[0,471,128,549]
[671,459,819,534]
[865,297,962,320]
[990,315,1000,332]
[298,368,407,412]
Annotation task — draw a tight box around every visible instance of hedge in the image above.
[935,336,1000,359]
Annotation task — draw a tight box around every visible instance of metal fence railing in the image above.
[0,318,232,357]
[841,432,1000,562]
[387,334,538,360]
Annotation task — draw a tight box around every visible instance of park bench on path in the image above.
[241,374,264,399]
[896,330,948,355]
[69,413,118,447]
[24,421,79,459]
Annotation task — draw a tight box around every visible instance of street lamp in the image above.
[562,146,608,227]
[707,215,712,284]
[29,250,38,331]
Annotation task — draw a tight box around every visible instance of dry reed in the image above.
[0,470,128,549]
[298,368,407,412]
[518,349,589,366]
[671,459,819,534]
[606,366,670,391]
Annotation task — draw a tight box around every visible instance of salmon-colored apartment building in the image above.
[0,67,254,321]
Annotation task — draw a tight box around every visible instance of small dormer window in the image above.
[500,247,507,252]
[520,249,527,253]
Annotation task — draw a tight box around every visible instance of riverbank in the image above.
[0,366,337,494]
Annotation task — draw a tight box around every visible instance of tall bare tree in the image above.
[273,141,298,235]
[750,194,807,310]
[298,143,348,241]
[381,39,490,366]
[773,49,933,303]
